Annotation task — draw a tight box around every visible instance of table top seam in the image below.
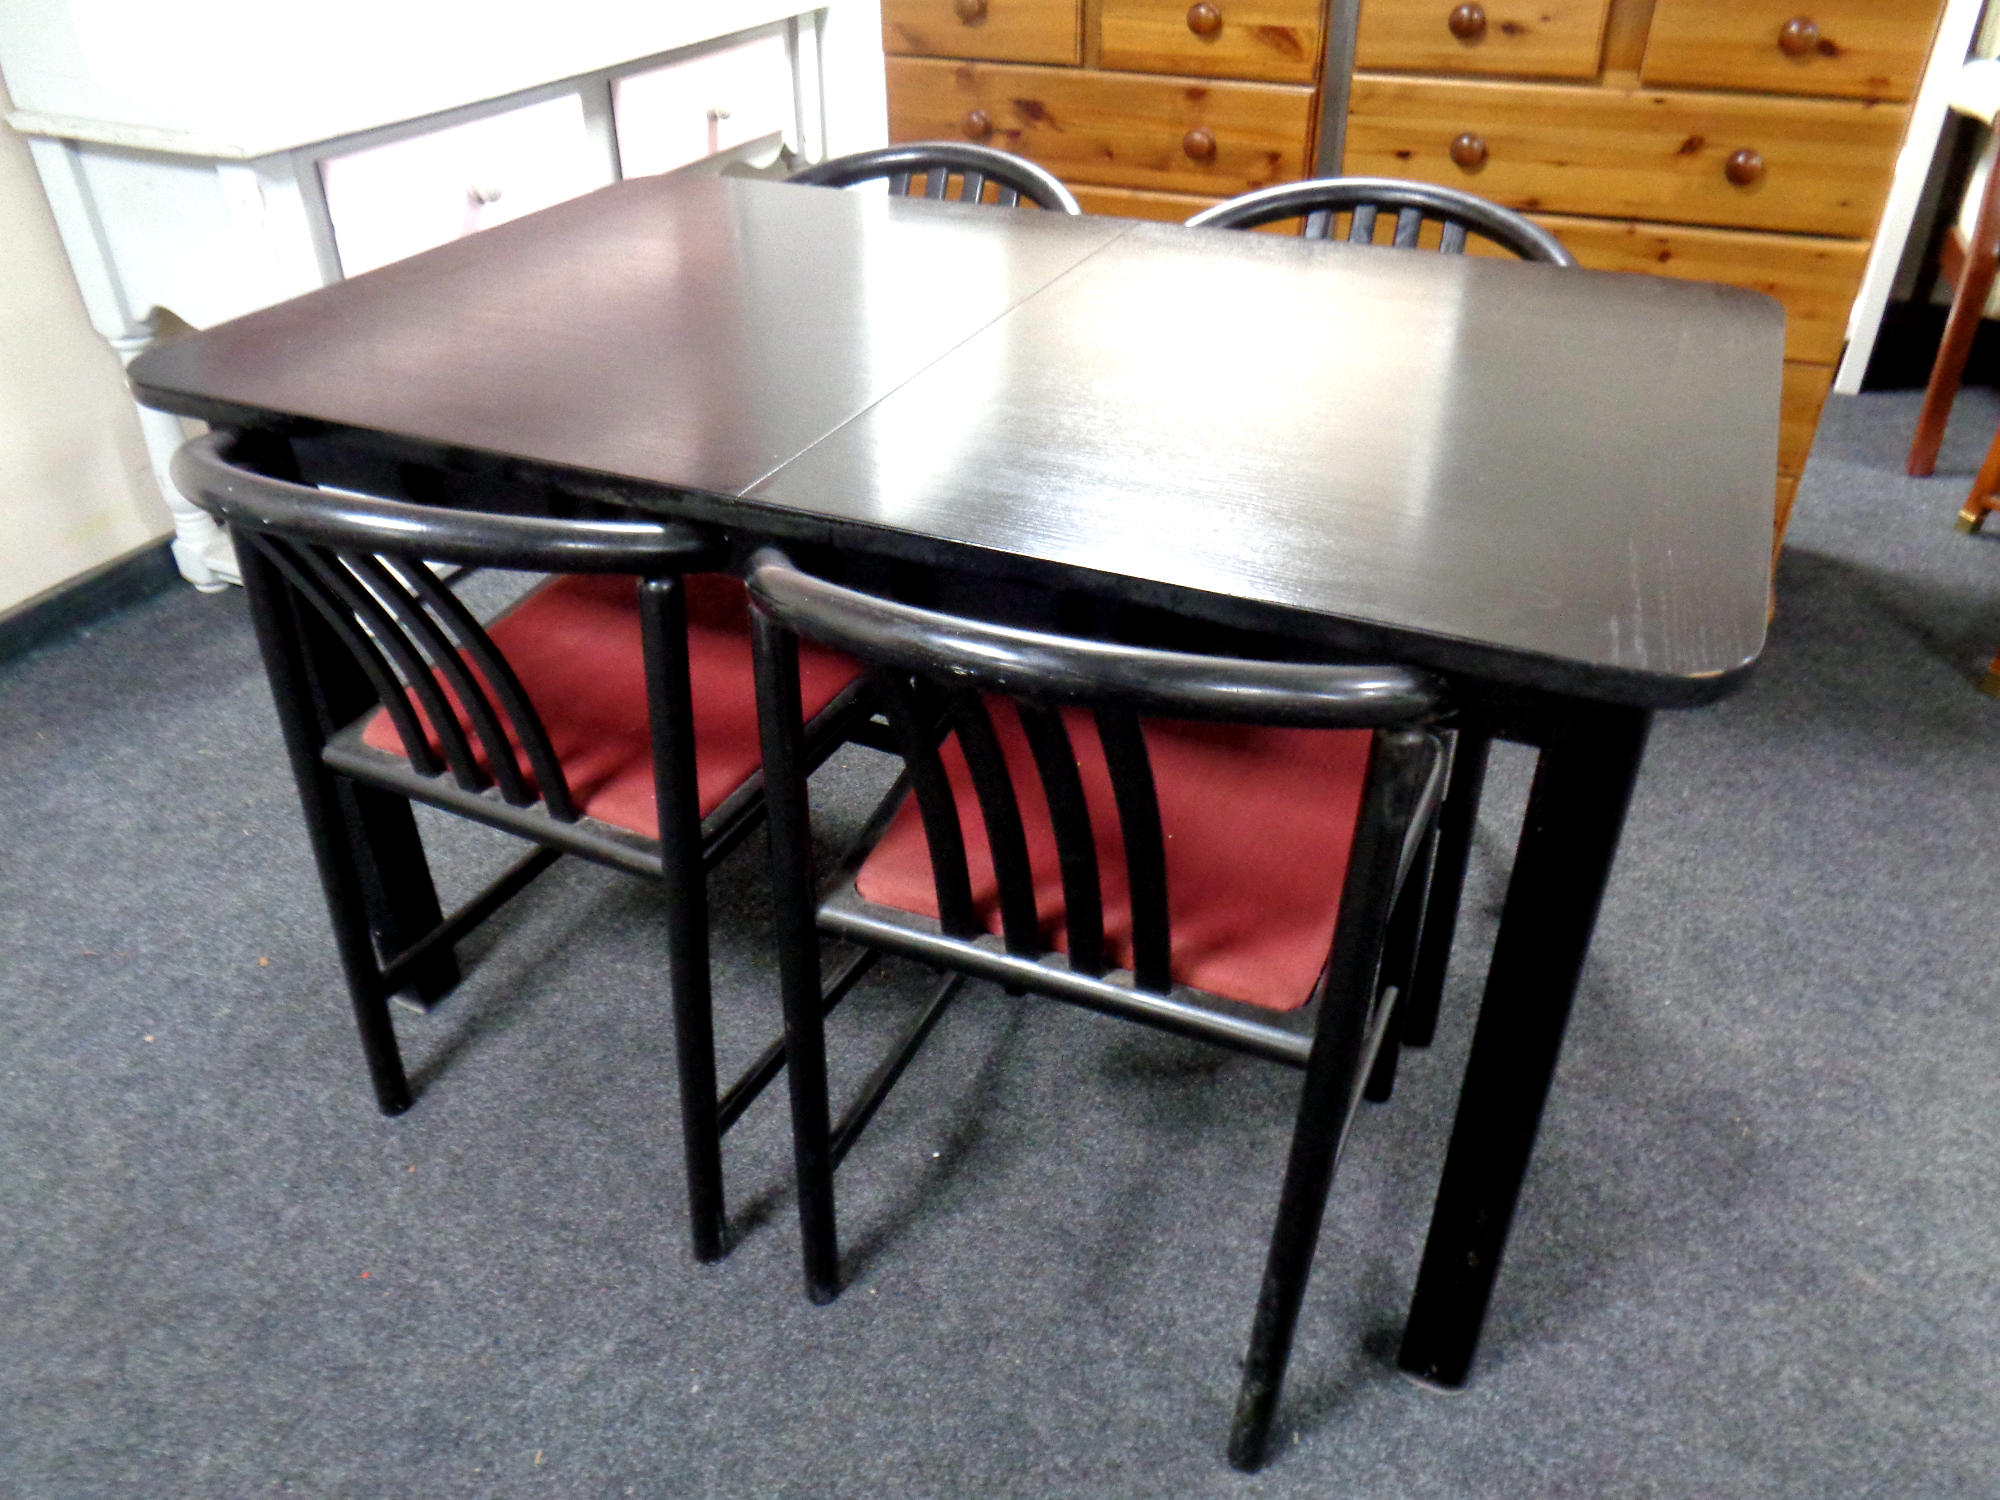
[735,218,1143,500]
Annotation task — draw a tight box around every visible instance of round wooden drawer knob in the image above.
[1777,16,1819,55]
[1725,148,1765,186]
[963,109,993,140]
[1187,3,1223,37]
[1183,127,1218,162]
[1449,132,1487,169]
[1448,3,1487,40]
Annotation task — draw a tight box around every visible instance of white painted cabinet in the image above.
[614,30,800,181]
[1,2,887,589]
[320,94,609,279]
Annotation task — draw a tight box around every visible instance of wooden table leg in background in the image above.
[1910,144,2000,478]
[1397,703,1651,1389]
[1956,413,2000,531]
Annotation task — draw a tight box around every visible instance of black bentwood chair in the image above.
[170,432,870,1263]
[1190,177,1574,1065]
[788,141,1082,213]
[745,549,1447,1471]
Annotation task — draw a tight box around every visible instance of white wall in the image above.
[0,78,170,617]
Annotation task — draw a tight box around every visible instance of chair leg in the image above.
[1911,169,2000,477]
[269,747,414,1114]
[1401,730,1490,1050]
[664,882,727,1261]
[1228,962,1377,1471]
[641,577,732,1263]
[309,776,417,1115]
[753,611,843,1304]
[1228,727,1436,1471]
[1959,412,2000,533]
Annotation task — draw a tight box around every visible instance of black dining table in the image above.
[130,170,1783,1388]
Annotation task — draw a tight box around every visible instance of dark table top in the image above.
[131,173,1784,708]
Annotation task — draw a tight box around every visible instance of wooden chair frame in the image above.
[745,547,1446,1471]
[171,432,872,1262]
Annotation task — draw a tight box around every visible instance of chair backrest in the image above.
[1186,177,1575,264]
[745,548,1440,992]
[788,142,1082,214]
[172,431,716,824]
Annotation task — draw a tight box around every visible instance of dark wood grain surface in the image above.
[130,174,1126,500]
[131,174,1783,707]
[748,221,1783,702]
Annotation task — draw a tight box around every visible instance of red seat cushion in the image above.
[853,702,1374,1012]
[360,572,860,840]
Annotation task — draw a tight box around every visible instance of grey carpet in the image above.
[2,391,1995,1497]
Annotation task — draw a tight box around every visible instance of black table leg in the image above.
[1397,702,1650,1388]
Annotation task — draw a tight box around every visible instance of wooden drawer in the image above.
[1507,216,1868,364]
[1779,360,1833,476]
[883,0,1080,65]
[1099,0,1323,84]
[1344,75,1906,237]
[887,58,1313,193]
[1640,0,1941,103]
[1355,0,1612,80]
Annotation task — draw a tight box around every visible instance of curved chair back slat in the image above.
[1017,703,1107,977]
[950,695,1041,956]
[1093,708,1170,993]
[788,142,1082,215]
[390,560,580,821]
[343,551,528,804]
[871,668,980,938]
[298,546,490,793]
[1186,177,1576,266]
[279,541,499,793]
[248,533,443,777]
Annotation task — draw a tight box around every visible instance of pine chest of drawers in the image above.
[1347,0,1947,555]
[883,0,1331,221]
